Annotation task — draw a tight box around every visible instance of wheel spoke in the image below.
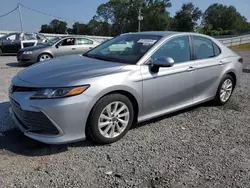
[117,118,128,126]
[115,105,126,116]
[115,123,122,133]
[110,125,115,138]
[99,121,111,129]
[113,102,119,113]
[118,112,129,118]
[106,104,112,117]
[103,123,113,135]
[100,114,111,120]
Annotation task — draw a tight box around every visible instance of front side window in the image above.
[193,36,214,60]
[86,34,162,64]
[151,36,191,64]
[59,38,75,46]
[6,34,18,40]
[77,38,93,45]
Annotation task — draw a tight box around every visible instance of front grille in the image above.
[10,98,59,135]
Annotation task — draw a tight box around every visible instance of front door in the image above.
[141,36,196,119]
[53,38,77,57]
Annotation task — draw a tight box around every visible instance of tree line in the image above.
[40,0,250,37]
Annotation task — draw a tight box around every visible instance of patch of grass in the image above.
[230,43,250,50]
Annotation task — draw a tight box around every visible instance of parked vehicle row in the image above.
[8,31,243,145]
[0,32,47,54]
[17,36,100,63]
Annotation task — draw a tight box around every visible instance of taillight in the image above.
[238,57,243,64]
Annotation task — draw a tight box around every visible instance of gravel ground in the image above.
[0,51,250,188]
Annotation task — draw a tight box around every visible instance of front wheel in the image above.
[87,94,134,144]
[213,74,235,105]
[37,53,52,62]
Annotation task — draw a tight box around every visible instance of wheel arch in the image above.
[87,88,141,128]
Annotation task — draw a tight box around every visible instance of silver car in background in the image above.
[17,36,100,63]
[9,31,243,144]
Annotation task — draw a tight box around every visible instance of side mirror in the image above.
[55,44,59,49]
[151,57,174,73]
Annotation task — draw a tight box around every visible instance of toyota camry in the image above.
[9,31,243,144]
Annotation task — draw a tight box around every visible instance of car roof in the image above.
[121,31,215,39]
[122,31,180,37]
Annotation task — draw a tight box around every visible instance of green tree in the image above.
[95,0,172,35]
[40,19,68,34]
[72,22,91,35]
[202,3,250,34]
[172,3,202,32]
[88,18,112,36]
[40,24,53,33]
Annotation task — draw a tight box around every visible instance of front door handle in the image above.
[72,48,76,50]
[186,66,196,72]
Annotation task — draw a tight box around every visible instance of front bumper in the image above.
[9,90,97,144]
[17,51,37,63]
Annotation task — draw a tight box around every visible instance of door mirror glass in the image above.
[153,57,174,67]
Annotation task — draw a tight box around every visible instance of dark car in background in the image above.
[17,36,100,63]
[0,32,48,55]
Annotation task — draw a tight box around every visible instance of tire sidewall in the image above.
[88,94,134,144]
[216,74,234,105]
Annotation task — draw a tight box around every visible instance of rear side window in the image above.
[77,38,93,45]
[193,36,215,60]
[213,43,221,56]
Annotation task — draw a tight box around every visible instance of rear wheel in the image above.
[38,53,52,62]
[87,94,134,144]
[213,74,235,105]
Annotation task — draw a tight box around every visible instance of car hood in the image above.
[20,44,46,51]
[16,55,126,87]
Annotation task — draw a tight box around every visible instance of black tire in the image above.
[213,74,235,106]
[0,49,2,56]
[87,94,134,144]
[37,53,52,62]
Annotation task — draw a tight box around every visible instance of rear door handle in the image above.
[186,66,196,72]
[219,60,231,65]
[72,48,76,50]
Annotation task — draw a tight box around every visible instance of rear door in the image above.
[2,33,21,53]
[76,38,95,54]
[191,36,224,102]
[52,38,77,57]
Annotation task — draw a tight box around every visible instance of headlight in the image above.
[23,51,33,55]
[30,85,89,99]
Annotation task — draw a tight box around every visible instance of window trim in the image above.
[191,36,221,60]
[145,35,192,65]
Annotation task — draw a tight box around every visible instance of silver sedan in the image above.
[9,31,243,144]
[17,36,100,63]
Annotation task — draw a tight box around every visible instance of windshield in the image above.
[85,34,162,64]
[43,37,61,46]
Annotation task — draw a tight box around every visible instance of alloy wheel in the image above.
[39,54,51,62]
[98,101,130,139]
[220,79,233,102]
